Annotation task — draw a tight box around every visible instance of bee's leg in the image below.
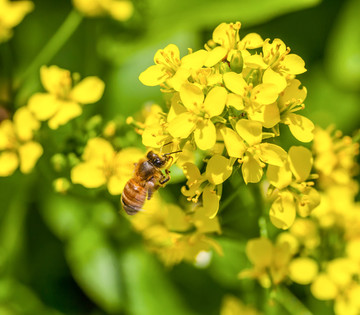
[146,181,157,200]
[159,170,171,185]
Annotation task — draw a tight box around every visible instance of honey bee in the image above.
[121,150,180,215]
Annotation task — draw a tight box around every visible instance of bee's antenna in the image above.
[163,150,182,156]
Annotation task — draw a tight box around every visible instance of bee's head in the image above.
[147,151,166,167]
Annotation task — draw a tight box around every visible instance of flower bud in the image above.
[230,50,243,73]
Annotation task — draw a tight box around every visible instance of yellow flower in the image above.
[0,107,42,176]
[239,237,293,287]
[181,155,233,218]
[71,138,143,195]
[139,44,208,90]
[72,0,133,21]
[0,0,34,43]
[167,83,227,150]
[278,79,314,142]
[28,65,105,129]
[220,119,287,184]
[267,146,320,229]
[220,295,261,315]
[130,196,221,266]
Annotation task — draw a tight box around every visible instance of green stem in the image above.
[250,183,268,238]
[273,286,313,315]
[15,9,83,88]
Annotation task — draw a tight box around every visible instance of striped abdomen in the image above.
[121,178,147,215]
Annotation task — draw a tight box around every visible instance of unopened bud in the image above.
[230,50,243,73]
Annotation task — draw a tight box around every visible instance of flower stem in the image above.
[273,286,313,315]
[15,9,83,88]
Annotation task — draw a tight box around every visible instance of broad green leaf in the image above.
[66,227,124,313]
[121,247,194,315]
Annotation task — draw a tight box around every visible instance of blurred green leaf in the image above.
[325,0,360,91]
[304,63,360,133]
[121,247,195,315]
[0,278,63,315]
[208,238,248,287]
[66,226,124,314]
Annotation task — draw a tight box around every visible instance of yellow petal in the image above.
[289,257,318,285]
[203,86,227,117]
[235,119,262,146]
[154,44,180,67]
[258,143,287,166]
[246,237,273,268]
[18,141,43,173]
[278,79,307,112]
[194,120,216,150]
[310,274,338,300]
[168,112,196,138]
[219,126,246,158]
[13,107,40,142]
[202,186,221,218]
[0,0,33,28]
[283,113,314,142]
[107,0,133,21]
[82,137,115,165]
[40,65,71,95]
[263,68,287,93]
[226,93,244,110]
[266,163,292,189]
[139,65,168,86]
[180,83,204,112]
[48,100,82,129]
[242,153,263,184]
[71,162,106,188]
[243,54,268,69]
[204,46,227,67]
[269,191,296,229]
[283,54,306,74]
[296,186,320,217]
[327,258,357,288]
[69,76,105,104]
[248,102,280,128]
[181,49,208,69]
[0,120,15,150]
[223,72,247,96]
[206,155,232,185]
[251,83,278,105]
[288,146,312,182]
[165,204,191,231]
[167,67,190,91]
[240,33,263,49]
[347,239,360,262]
[0,151,19,176]
[107,175,126,195]
[27,93,60,121]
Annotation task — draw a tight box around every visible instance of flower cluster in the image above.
[0,0,33,43]
[241,127,360,315]
[138,22,317,228]
[130,195,222,266]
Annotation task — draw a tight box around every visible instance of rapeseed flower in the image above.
[28,65,105,129]
[0,0,33,43]
[72,0,133,21]
[0,107,42,176]
[130,196,221,266]
[71,137,143,195]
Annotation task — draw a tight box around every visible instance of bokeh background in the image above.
[1,0,360,314]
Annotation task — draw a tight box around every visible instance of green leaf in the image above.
[208,238,248,287]
[66,226,124,313]
[304,64,360,133]
[121,247,195,315]
[325,0,360,91]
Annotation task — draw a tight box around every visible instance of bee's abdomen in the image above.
[121,178,146,215]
